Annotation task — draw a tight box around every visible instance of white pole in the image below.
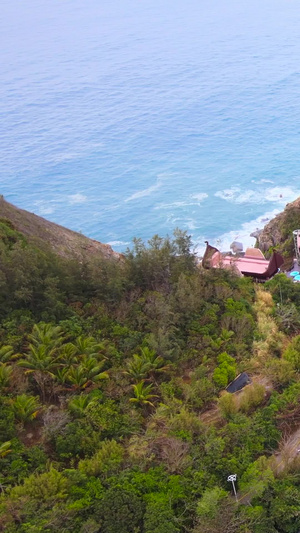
[227,474,238,503]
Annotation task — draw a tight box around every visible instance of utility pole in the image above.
[227,474,238,502]
[293,230,300,266]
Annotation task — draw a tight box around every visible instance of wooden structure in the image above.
[202,242,284,281]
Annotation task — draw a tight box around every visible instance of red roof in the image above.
[206,246,284,279]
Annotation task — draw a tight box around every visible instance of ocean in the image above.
[1,0,300,254]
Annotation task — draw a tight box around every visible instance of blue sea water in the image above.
[1,0,300,254]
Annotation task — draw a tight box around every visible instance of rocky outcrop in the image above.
[0,196,122,262]
[255,196,300,268]
[256,214,286,253]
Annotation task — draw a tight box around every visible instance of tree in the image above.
[10,467,68,504]
[140,346,170,377]
[0,345,14,363]
[18,344,58,400]
[194,488,255,533]
[93,487,144,533]
[125,353,151,380]
[66,358,108,390]
[283,335,300,371]
[28,323,65,350]
[130,381,158,407]
[73,335,104,359]
[18,323,65,400]
[126,229,196,292]
[10,394,41,425]
[218,392,238,419]
[58,342,78,367]
[0,440,12,458]
[78,439,123,477]
[240,456,274,500]
[144,494,180,533]
[125,347,170,382]
[269,480,300,532]
[0,363,12,389]
[196,486,228,519]
[213,352,236,389]
[68,394,94,417]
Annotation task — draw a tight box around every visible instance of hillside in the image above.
[2,206,300,532]
[0,196,121,261]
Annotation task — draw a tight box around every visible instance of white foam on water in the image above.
[195,208,281,257]
[107,240,130,247]
[185,219,198,231]
[214,208,280,252]
[264,186,300,203]
[166,216,198,231]
[34,199,57,216]
[251,179,274,184]
[155,192,208,211]
[155,201,190,209]
[37,206,55,216]
[125,179,162,202]
[215,186,300,205]
[215,187,241,202]
[191,193,209,202]
[68,193,88,205]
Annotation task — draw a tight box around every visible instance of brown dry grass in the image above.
[251,287,286,367]
[0,196,121,261]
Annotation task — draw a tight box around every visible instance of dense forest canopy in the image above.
[1,216,300,532]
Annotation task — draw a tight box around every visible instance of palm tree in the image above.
[67,358,108,390]
[10,394,41,425]
[210,329,235,351]
[80,356,108,379]
[125,347,170,381]
[68,395,94,417]
[73,336,104,360]
[65,367,89,389]
[28,323,65,349]
[0,441,12,458]
[0,345,14,363]
[54,367,70,385]
[58,343,78,367]
[124,353,151,380]
[140,347,170,376]
[130,381,158,407]
[18,344,60,401]
[0,363,13,389]
[18,344,60,373]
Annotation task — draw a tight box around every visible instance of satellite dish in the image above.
[227,474,237,482]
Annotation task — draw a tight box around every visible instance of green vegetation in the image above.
[1,214,300,531]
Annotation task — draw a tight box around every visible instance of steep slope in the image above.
[0,196,121,261]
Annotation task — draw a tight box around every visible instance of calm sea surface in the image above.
[1,0,300,253]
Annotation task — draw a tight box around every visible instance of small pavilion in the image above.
[202,243,284,281]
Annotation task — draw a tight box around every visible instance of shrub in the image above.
[78,440,124,477]
[144,494,179,533]
[93,487,144,533]
[218,392,238,419]
[239,384,265,413]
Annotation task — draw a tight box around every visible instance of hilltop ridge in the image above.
[0,196,121,261]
